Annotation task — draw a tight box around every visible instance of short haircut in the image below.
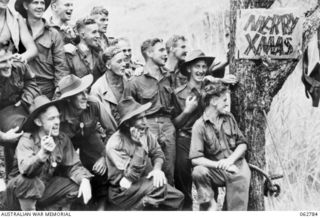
[102,45,122,63]
[165,35,186,53]
[140,38,163,60]
[75,17,96,32]
[202,81,228,108]
[90,6,109,16]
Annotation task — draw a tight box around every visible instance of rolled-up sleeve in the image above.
[189,120,205,160]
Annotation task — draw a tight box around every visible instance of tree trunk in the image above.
[229,0,320,211]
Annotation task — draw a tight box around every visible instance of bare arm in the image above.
[17,16,37,62]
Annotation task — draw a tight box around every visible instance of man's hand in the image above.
[119,177,132,190]
[41,136,56,153]
[221,74,238,85]
[146,169,167,188]
[130,127,143,143]
[12,53,27,64]
[92,157,107,176]
[78,178,92,204]
[184,96,198,114]
[1,127,24,143]
[216,157,234,171]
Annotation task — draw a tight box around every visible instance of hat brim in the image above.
[58,74,94,100]
[119,102,152,127]
[22,99,61,132]
[15,0,51,18]
[181,56,215,76]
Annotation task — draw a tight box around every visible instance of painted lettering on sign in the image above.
[236,9,303,59]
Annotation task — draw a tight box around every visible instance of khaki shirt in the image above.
[0,61,40,110]
[123,67,174,117]
[90,72,126,126]
[106,130,165,186]
[65,45,105,82]
[10,132,93,185]
[48,17,79,45]
[173,83,203,136]
[190,112,247,161]
[27,19,69,86]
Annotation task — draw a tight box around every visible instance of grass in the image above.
[265,60,320,210]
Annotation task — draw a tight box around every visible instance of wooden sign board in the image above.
[236,8,303,59]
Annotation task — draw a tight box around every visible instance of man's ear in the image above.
[51,2,57,10]
[146,48,153,58]
[187,66,191,73]
[209,97,218,107]
[105,60,111,70]
[34,118,42,128]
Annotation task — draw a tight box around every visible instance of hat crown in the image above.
[29,95,52,114]
[185,49,206,63]
[118,97,143,121]
[58,74,83,96]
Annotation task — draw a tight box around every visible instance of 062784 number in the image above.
[300,212,318,216]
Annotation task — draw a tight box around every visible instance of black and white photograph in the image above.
[0,0,318,214]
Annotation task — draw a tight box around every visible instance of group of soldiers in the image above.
[0,0,251,211]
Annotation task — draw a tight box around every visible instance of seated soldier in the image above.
[0,44,40,179]
[190,81,251,211]
[56,74,116,210]
[106,97,184,211]
[5,95,93,211]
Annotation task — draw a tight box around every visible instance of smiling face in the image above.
[52,0,74,22]
[149,42,167,67]
[24,0,45,19]
[70,90,88,111]
[108,52,126,76]
[0,49,12,78]
[82,23,100,49]
[188,59,208,83]
[172,39,188,62]
[35,106,61,137]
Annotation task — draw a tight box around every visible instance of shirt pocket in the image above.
[204,129,221,156]
[224,126,237,150]
[37,38,54,66]
[139,87,158,105]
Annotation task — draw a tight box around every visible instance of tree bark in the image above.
[229,0,320,211]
